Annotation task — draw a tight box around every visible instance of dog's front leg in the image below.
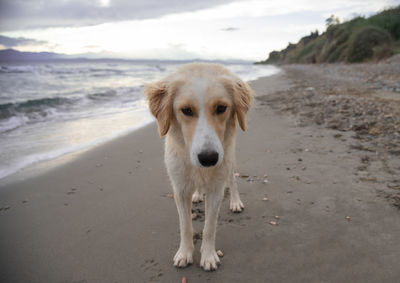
[173,187,194,268]
[200,186,224,271]
[229,171,244,212]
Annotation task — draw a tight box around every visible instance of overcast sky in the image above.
[0,0,398,61]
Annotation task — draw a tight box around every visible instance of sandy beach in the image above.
[1,64,400,282]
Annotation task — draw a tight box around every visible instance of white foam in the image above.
[0,115,30,133]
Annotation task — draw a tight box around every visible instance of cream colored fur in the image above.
[145,63,252,271]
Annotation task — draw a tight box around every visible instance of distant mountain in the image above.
[0,48,251,64]
[0,49,70,61]
[258,5,400,64]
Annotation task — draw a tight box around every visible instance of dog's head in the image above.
[144,63,252,168]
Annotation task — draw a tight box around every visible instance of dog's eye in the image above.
[181,107,194,117]
[215,105,227,115]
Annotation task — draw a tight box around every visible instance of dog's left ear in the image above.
[144,80,173,136]
[220,77,253,131]
[233,80,253,131]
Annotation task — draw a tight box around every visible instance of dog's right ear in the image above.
[144,80,173,137]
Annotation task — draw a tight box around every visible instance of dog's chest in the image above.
[165,148,229,189]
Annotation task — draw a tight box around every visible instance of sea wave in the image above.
[0,85,145,134]
[0,96,75,120]
[0,97,73,133]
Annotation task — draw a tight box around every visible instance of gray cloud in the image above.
[0,35,47,48]
[0,0,240,32]
[221,27,240,31]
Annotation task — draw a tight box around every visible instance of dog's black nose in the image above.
[198,151,219,167]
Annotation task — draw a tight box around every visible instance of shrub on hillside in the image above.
[347,26,393,62]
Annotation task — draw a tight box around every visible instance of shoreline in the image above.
[1,67,399,282]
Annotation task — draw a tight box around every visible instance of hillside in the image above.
[0,49,69,61]
[258,6,400,64]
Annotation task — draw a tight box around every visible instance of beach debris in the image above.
[22,200,28,204]
[361,155,369,164]
[191,213,198,220]
[298,158,303,162]
[162,193,173,198]
[269,221,278,226]
[301,166,306,171]
[217,250,224,257]
[246,177,256,182]
[262,179,269,184]
[387,182,400,190]
[263,197,269,201]
[274,215,280,220]
[367,177,377,182]
[290,176,300,181]
[345,216,351,221]
[182,277,187,283]
[234,172,240,177]
[240,174,249,179]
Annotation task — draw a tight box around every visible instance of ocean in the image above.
[0,60,279,180]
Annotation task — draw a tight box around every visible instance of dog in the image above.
[144,63,252,271]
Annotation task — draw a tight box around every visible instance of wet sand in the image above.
[1,66,399,282]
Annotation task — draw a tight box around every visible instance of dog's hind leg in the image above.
[173,187,195,268]
[192,189,204,203]
[229,167,244,213]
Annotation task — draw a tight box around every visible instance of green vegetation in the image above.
[258,5,400,64]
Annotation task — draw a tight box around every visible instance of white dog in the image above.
[145,63,252,271]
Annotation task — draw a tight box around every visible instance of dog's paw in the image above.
[200,250,220,271]
[192,191,204,203]
[230,198,244,213]
[173,247,193,268]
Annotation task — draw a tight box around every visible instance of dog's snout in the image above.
[198,151,219,167]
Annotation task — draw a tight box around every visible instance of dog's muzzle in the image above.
[197,151,219,167]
